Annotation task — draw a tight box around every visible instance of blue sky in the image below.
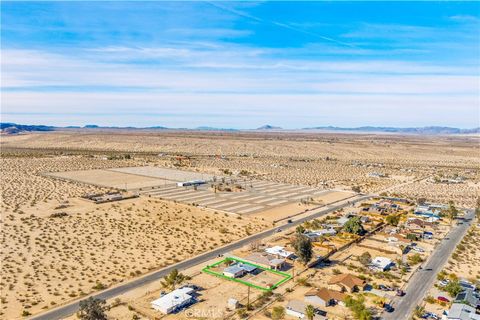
[1,1,479,128]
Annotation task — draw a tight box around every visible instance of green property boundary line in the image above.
[202,257,292,291]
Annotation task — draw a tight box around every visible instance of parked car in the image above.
[437,296,450,303]
[424,312,439,319]
[383,304,394,312]
[379,285,392,291]
[396,289,406,296]
[439,280,449,286]
[287,219,293,223]
[412,246,425,252]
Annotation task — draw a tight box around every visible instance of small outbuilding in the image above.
[227,298,240,310]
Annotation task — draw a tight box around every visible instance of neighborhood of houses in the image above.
[117,196,477,320]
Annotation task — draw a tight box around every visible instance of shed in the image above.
[227,298,239,310]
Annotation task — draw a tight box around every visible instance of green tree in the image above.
[447,201,458,224]
[271,306,285,320]
[305,304,315,320]
[408,253,423,265]
[445,280,462,297]
[343,216,365,235]
[293,234,313,265]
[345,296,372,320]
[78,297,109,320]
[160,269,190,290]
[358,251,372,266]
[352,186,362,193]
[417,198,427,205]
[414,305,425,317]
[385,214,400,226]
[296,225,306,234]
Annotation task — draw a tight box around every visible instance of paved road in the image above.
[383,209,475,320]
[31,195,370,320]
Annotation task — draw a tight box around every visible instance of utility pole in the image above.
[247,285,250,310]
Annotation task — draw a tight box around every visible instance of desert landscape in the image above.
[0,130,479,319]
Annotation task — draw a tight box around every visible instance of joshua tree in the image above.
[78,297,109,320]
[160,269,190,290]
[271,306,285,320]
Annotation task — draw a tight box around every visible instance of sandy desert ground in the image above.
[2,130,479,206]
[1,130,478,318]
[1,194,268,318]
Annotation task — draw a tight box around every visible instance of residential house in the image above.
[223,263,256,278]
[405,218,436,233]
[151,287,196,314]
[265,246,294,259]
[285,300,327,320]
[445,303,480,320]
[386,234,412,245]
[244,253,286,270]
[370,257,394,271]
[304,228,337,241]
[454,288,479,307]
[304,288,346,307]
[327,273,366,293]
[337,216,350,227]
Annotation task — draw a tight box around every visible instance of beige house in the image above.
[244,253,286,270]
[304,288,346,307]
[327,274,366,293]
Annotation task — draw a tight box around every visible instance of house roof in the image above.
[407,218,435,228]
[286,299,308,313]
[448,303,480,320]
[269,258,285,266]
[238,263,257,272]
[371,257,393,269]
[224,263,257,274]
[328,274,365,289]
[224,265,245,275]
[265,246,293,258]
[245,253,271,266]
[454,288,479,307]
[245,253,283,267]
[387,234,411,243]
[286,300,327,320]
[305,288,346,302]
[151,287,194,311]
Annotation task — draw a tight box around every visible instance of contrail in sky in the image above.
[206,1,357,48]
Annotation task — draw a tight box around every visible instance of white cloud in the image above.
[3,91,478,128]
[1,48,479,128]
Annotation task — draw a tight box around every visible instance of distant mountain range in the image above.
[0,123,55,134]
[1,122,478,135]
[302,126,480,134]
[256,124,283,130]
